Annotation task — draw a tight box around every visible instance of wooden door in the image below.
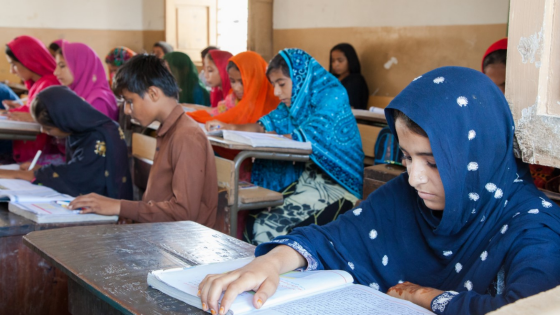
[166,0,217,64]
[506,0,560,168]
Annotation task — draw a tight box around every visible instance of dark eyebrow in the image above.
[273,78,285,84]
[400,145,433,157]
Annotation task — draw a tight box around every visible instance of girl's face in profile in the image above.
[228,66,244,100]
[39,125,71,138]
[267,68,292,106]
[54,54,74,86]
[6,55,35,82]
[203,55,221,88]
[395,118,445,211]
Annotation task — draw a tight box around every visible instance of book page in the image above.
[0,164,21,170]
[151,258,354,314]
[0,179,61,201]
[14,201,81,216]
[262,285,435,315]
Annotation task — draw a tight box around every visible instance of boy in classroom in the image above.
[69,54,223,232]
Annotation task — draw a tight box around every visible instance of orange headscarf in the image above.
[188,51,279,124]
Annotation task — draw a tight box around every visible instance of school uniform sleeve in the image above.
[0,83,19,104]
[119,132,216,223]
[431,226,560,315]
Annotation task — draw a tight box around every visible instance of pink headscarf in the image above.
[61,41,118,120]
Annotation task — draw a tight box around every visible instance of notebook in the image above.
[147,257,435,315]
[0,179,118,223]
[221,130,312,150]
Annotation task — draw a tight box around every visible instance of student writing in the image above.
[0,86,132,199]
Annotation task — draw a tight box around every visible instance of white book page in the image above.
[14,201,81,216]
[0,164,21,170]
[261,285,435,315]
[152,258,354,314]
[0,179,55,191]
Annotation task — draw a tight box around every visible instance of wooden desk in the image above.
[0,120,40,140]
[24,221,255,315]
[207,136,312,237]
[352,109,388,127]
[0,205,114,315]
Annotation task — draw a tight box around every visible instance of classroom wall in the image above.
[273,0,510,97]
[0,0,165,83]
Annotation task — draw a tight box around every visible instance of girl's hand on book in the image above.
[387,281,443,310]
[0,169,34,181]
[198,245,306,315]
[205,120,230,132]
[69,193,121,216]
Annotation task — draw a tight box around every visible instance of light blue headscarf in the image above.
[251,49,364,198]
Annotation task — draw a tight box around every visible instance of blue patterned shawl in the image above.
[256,67,560,315]
[251,49,364,198]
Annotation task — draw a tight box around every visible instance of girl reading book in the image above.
[199,66,560,315]
[4,35,64,165]
[0,86,132,199]
[54,41,118,120]
[206,49,364,245]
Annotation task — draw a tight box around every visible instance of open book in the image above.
[0,179,118,223]
[221,130,312,150]
[148,257,434,315]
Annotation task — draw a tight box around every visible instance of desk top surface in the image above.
[352,109,387,124]
[24,221,255,315]
[207,136,313,154]
[0,204,116,238]
[0,120,40,134]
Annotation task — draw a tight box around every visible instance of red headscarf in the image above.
[6,35,62,163]
[482,38,508,72]
[208,50,233,108]
[188,51,279,124]
[7,35,60,104]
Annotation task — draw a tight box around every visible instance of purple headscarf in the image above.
[61,41,118,120]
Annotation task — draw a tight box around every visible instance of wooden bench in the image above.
[367,95,393,109]
[363,164,406,197]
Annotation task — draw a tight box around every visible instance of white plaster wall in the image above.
[0,0,164,30]
[273,0,510,29]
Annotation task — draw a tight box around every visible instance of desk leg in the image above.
[0,235,70,315]
[68,278,121,315]
[230,152,310,238]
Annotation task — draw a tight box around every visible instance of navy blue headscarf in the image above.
[251,48,364,198]
[256,67,560,314]
[34,86,132,199]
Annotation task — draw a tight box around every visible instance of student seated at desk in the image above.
[206,49,364,244]
[152,41,174,59]
[54,41,118,120]
[0,82,18,107]
[4,35,64,165]
[199,46,219,89]
[482,38,507,94]
[204,49,233,108]
[329,43,369,110]
[105,47,136,87]
[70,55,222,231]
[199,66,560,315]
[164,52,210,106]
[0,86,132,199]
[48,39,63,58]
[189,51,279,124]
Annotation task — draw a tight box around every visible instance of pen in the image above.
[55,200,83,213]
[28,150,42,171]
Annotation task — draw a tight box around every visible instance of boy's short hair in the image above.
[201,46,218,60]
[483,50,507,71]
[113,54,179,99]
